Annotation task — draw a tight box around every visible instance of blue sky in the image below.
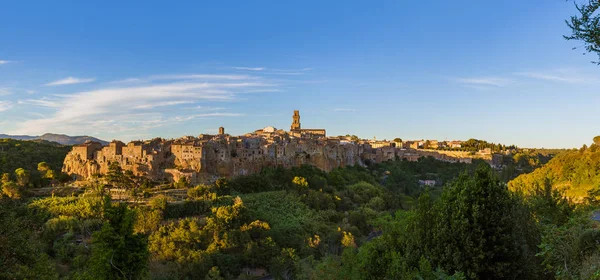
[0,0,598,148]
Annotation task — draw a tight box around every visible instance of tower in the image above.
[218,127,225,135]
[291,110,301,131]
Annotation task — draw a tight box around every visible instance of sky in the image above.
[0,0,598,148]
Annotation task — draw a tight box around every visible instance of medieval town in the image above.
[62,110,500,184]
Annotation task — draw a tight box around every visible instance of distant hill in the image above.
[0,133,108,145]
[508,142,600,200]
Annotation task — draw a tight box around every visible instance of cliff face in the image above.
[62,134,368,184]
[62,152,101,180]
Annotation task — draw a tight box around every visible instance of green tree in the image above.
[205,266,225,280]
[270,248,299,280]
[175,176,189,188]
[565,0,600,64]
[0,198,58,279]
[1,173,9,184]
[1,181,23,199]
[594,135,600,145]
[426,165,539,279]
[14,167,30,187]
[105,162,133,189]
[37,161,52,177]
[84,197,149,279]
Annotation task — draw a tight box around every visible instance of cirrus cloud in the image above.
[45,76,96,86]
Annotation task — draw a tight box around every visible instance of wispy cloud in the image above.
[333,108,357,112]
[514,70,596,84]
[0,60,11,65]
[453,77,511,87]
[233,66,265,71]
[265,68,313,76]
[197,106,226,111]
[13,74,275,137]
[149,74,254,81]
[134,100,195,109]
[18,98,61,108]
[45,76,96,86]
[111,78,146,84]
[0,101,12,112]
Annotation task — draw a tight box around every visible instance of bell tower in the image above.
[291,110,301,131]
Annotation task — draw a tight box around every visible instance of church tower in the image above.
[291,110,301,131]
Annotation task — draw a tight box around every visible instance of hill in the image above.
[0,139,71,184]
[0,133,108,145]
[508,141,600,200]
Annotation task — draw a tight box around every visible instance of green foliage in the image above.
[242,191,324,249]
[149,194,169,211]
[15,167,31,187]
[342,165,540,279]
[424,165,539,279]
[565,0,600,64]
[175,176,189,188]
[106,161,135,189]
[293,176,309,188]
[2,180,23,199]
[205,266,225,280]
[83,199,149,279]
[270,248,300,280]
[29,196,105,219]
[0,139,70,187]
[0,198,59,279]
[149,196,276,278]
[537,211,600,279]
[439,138,516,153]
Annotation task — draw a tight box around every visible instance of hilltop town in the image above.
[63,110,495,184]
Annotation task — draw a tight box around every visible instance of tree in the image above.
[0,199,58,279]
[594,135,600,145]
[84,197,148,279]
[425,165,539,279]
[270,248,299,280]
[1,181,22,199]
[292,176,308,188]
[565,0,600,64]
[205,266,225,280]
[14,168,30,187]
[105,162,133,189]
[1,173,10,184]
[175,176,189,188]
[37,162,51,176]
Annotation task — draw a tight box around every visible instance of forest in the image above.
[1,139,599,279]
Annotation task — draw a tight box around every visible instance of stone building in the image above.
[289,110,326,139]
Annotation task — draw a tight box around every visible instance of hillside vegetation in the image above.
[509,139,600,200]
[0,139,71,187]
